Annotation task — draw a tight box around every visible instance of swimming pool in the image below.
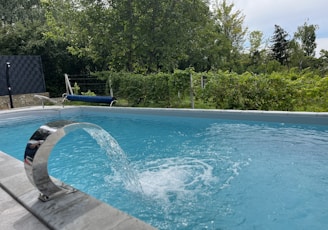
[1,107,328,229]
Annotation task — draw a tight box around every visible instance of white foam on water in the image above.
[133,157,219,202]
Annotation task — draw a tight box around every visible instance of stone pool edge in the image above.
[0,151,156,230]
[1,105,328,125]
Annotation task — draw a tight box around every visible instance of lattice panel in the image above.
[0,55,46,96]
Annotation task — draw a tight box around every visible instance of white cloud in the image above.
[210,0,328,53]
[228,0,328,45]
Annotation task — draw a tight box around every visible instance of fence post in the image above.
[6,62,14,108]
[190,72,194,109]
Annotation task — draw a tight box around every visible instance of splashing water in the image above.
[135,157,218,202]
[83,127,143,193]
[83,124,250,229]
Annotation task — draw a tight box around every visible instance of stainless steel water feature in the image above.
[24,120,102,201]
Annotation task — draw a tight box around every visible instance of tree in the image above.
[214,0,247,50]
[109,0,215,73]
[0,0,43,25]
[213,0,247,71]
[318,50,328,75]
[294,21,318,57]
[43,0,216,73]
[289,21,318,70]
[0,0,45,54]
[289,38,305,70]
[176,0,223,72]
[271,25,289,65]
[248,30,263,67]
[249,31,263,54]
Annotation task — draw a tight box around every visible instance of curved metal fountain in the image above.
[24,120,102,201]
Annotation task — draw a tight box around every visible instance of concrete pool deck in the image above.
[1,106,328,229]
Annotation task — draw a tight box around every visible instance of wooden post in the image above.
[190,72,194,109]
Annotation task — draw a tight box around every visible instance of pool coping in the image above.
[1,105,328,125]
[86,106,328,125]
[0,106,327,229]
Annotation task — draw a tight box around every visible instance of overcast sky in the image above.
[218,0,328,55]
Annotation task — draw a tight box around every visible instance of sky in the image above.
[219,0,328,56]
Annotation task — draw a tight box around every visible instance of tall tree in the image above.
[0,0,43,25]
[289,38,305,70]
[0,0,45,54]
[247,30,264,72]
[249,30,263,54]
[213,0,247,71]
[44,0,215,73]
[294,21,318,57]
[214,0,247,50]
[176,0,221,71]
[43,0,112,70]
[271,25,289,65]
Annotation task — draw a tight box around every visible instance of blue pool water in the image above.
[1,110,328,229]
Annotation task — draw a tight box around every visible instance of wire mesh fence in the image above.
[67,74,108,96]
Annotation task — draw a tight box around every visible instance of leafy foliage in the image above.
[95,69,327,111]
[294,21,318,57]
[0,0,327,110]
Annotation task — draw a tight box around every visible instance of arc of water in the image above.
[23,120,131,201]
[83,127,144,193]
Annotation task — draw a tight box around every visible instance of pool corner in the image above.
[0,151,156,230]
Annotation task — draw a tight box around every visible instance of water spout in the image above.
[24,120,142,201]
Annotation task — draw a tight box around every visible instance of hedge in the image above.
[93,69,328,111]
